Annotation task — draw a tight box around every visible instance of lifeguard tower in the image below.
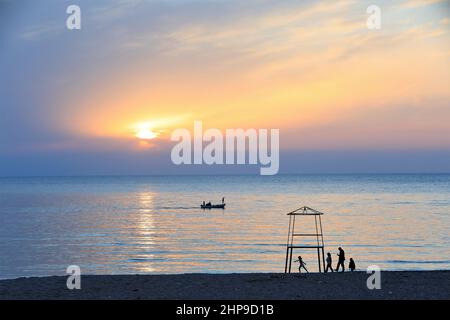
[284,206,326,273]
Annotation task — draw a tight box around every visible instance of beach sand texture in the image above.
[1,271,449,300]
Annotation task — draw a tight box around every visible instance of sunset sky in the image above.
[1,0,449,175]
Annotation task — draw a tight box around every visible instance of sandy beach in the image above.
[0,271,448,300]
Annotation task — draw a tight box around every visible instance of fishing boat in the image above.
[201,203,225,209]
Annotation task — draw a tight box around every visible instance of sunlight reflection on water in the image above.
[0,174,449,279]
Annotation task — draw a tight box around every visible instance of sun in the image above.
[133,122,160,140]
[136,128,158,140]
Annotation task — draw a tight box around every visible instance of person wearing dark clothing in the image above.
[349,258,356,272]
[336,247,345,272]
[325,252,334,272]
[294,256,309,273]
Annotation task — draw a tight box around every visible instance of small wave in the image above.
[156,206,201,210]
[387,260,450,264]
[390,201,414,205]
[126,206,202,211]
[127,258,167,262]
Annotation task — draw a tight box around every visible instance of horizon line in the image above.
[1,172,450,179]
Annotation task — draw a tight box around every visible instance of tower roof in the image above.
[286,206,324,215]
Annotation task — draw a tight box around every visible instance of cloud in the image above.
[440,17,450,25]
[89,0,144,23]
[400,0,446,8]
[20,22,63,40]
[1,0,449,174]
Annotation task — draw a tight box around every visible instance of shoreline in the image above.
[0,271,449,300]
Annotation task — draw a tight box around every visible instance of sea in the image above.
[0,174,449,279]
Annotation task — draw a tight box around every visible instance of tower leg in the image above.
[321,247,326,272]
[317,248,322,273]
[284,247,290,273]
[288,247,293,273]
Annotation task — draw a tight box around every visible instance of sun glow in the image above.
[133,122,160,140]
[130,116,190,141]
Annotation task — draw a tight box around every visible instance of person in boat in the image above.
[206,201,212,206]
[202,201,205,207]
[222,197,225,204]
[294,256,308,273]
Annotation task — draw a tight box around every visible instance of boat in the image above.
[201,203,225,209]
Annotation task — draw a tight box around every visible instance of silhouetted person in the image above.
[294,256,309,273]
[349,258,355,272]
[325,252,334,273]
[202,201,205,206]
[336,247,345,272]
[222,197,225,204]
[206,202,211,206]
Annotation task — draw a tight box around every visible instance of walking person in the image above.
[294,256,309,273]
[325,252,334,273]
[336,247,345,272]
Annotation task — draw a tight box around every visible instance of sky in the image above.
[0,0,449,175]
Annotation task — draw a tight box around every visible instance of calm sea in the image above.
[0,174,449,279]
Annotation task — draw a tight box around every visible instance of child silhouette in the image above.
[294,256,309,273]
[349,258,356,272]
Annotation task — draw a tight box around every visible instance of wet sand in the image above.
[0,271,449,300]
